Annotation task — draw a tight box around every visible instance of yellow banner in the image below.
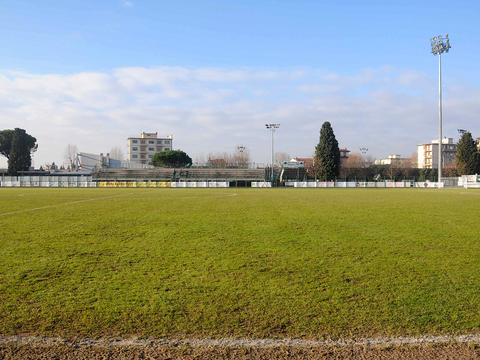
[97,181,170,188]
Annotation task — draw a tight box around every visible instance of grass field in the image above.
[1,187,480,340]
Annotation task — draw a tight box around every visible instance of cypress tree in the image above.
[456,132,479,175]
[315,121,340,179]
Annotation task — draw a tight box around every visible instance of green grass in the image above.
[1,187,480,339]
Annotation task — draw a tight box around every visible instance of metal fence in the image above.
[0,175,96,187]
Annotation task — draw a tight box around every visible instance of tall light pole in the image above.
[430,34,451,184]
[237,146,246,168]
[265,124,280,181]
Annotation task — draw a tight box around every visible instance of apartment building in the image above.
[417,138,456,169]
[339,148,351,162]
[374,154,403,165]
[127,132,173,165]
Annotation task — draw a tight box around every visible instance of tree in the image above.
[305,156,324,179]
[0,128,37,161]
[384,163,400,180]
[109,146,124,160]
[207,152,232,168]
[340,152,366,178]
[399,156,415,179]
[456,132,479,175]
[7,129,35,175]
[152,150,192,168]
[411,152,418,168]
[443,162,458,177]
[63,144,78,170]
[274,152,291,167]
[233,146,251,168]
[206,147,251,168]
[315,122,340,179]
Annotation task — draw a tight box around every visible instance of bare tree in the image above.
[443,161,458,177]
[305,156,324,179]
[384,163,400,180]
[63,144,78,170]
[233,146,251,168]
[109,146,124,160]
[399,157,415,179]
[411,152,418,168]
[193,153,207,166]
[274,152,291,166]
[207,152,232,168]
[207,147,251,168]
[340,153,367,178]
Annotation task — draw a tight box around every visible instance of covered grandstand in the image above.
[92,168,268,186]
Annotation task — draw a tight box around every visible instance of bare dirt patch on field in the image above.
[1,338,480,359]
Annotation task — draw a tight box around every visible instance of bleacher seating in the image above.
[92,168,266,182]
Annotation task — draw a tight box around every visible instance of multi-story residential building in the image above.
[374,154,403,165]
[290,148,350,167]
[417,138,456,169]
[127,132,173,165]
[339,149,350,162]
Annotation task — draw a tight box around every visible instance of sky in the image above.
[1,0,480,168]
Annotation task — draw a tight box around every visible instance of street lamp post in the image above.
[265,124,280,182]
[430,34,451,184]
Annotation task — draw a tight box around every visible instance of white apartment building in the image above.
[127,132,173,165]
[417,138,456,169]
[374,154,403,165]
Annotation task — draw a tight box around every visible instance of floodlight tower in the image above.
[265,124,280,180]
[430,34,451,184]
[237,146,246,168]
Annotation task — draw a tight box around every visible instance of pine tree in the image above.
[7,129,32,175]
[315,121,340,179]
[0,128,37,160]
[152,150,192,168]
[456,132,479,175]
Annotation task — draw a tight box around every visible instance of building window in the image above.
[132,155,138,158]
[165,141,170,144]
[132,140,138,144]
[132,147,138,151]
[141,147,145,151]
[148,155,153,158]
[149,140,155,144]
[165,148,170,151]
[141,140,145,144]
[157,140,162,145]
[148,147,154,151]
[141,155,145,159]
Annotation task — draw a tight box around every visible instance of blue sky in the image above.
[1,0,480,167]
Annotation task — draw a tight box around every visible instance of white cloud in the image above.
[1,65,479,169]
[122,1,133,7]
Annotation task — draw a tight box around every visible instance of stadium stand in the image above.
[92,168,267,183]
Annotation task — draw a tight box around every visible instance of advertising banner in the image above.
[252,182,272,188]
